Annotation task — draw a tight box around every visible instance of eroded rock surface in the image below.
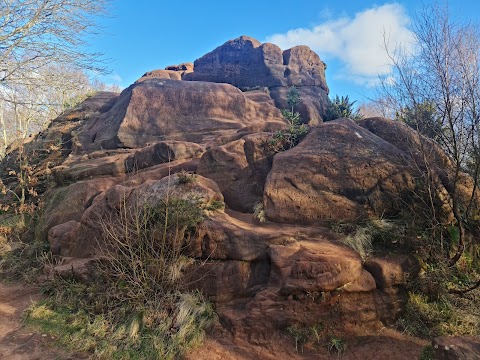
[1,37,460,341]
[433,336,480,360]
[264,118,418,223]
[183,36,329,123]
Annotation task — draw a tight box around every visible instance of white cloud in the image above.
[110,73,123,83]
[265,3,414,86]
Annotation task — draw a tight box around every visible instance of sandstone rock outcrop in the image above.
[264,118,417,223]
[47,173,224,258]
[183,36,329,124]
[197,132,275,212]
[183,36,328,89]
[3,36,470,342]
[136,69,182,82]
[74,79,286,150]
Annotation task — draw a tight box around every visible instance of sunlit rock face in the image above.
[9,36,476,338]
[183,35,329,124]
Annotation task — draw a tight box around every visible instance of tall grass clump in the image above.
[25,193,218,359]
[333,218,403,259]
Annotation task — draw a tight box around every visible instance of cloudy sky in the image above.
[94,1,479,103]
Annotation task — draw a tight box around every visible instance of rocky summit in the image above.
[138,35,329,124]
[1,36,478,345]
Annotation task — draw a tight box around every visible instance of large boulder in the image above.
[183,36,329,123]
[264,118,418,223]
[50,173,224,258]
[135,69,182,82]
[73,79,286,151]
[0,92,119,191]
[37,177,120,242]
[358,117,480,220]
[268,240,363,294]
[184,36,328,90]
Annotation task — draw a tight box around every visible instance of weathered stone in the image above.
[186,259,270,303]
[264,118,417,223]
[48,220,80,255]
[268,240,363,294]
[341,269,377,293]
[197,133,274,212]
[47,256,100,283]
[136,69,182,82]
[75,79,285,150]
[124,141,204,172]
[37,177,119,242]
[433,336,480,360]
[183,36,329,124]
[165,62,194,72]
[364,255,421,289]
[184,36,328,90]
[55,174,224,258]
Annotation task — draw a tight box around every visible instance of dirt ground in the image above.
[0,282,86,360]
[184,328,427,360]
[0,281,428,360]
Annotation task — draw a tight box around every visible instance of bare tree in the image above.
[379,2,480,267]
[0,0,109,85]
[0,0,111,154]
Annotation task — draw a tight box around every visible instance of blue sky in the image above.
[92,1,480,104]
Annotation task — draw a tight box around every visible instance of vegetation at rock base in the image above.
[2,1,480,359]
[286,323,347,356]
[331,215,480,339]
[354,1,480,342]
[9,195,219,359]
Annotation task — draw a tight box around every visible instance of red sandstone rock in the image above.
[264,118,418,223]
[183,36,329,123]
[364,255,421,289]
[135,69,182,82]
[197,132,275,212]
[433,336,480,360]
[76,79,285,150]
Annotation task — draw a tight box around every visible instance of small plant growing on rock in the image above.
[267,86,309,152]
[324,95,362,121]
[253,202,267,223]
[176,170,197,184]
[328,337,347,356]
[287,324,310,353]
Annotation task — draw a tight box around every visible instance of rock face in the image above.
[135,69,182,82]
[197,132,275,212]
[183,36,329,123]
[3,36,474,341]
[184,36,328,90]
[134,36,329,123]
[74,79,286,150]
[264,118,417,223]
[433,336,480,360]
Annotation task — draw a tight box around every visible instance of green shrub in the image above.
[23,194,218,359]
[327,337,347,356]
[287,325,310,353]
[324,95,362,121]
